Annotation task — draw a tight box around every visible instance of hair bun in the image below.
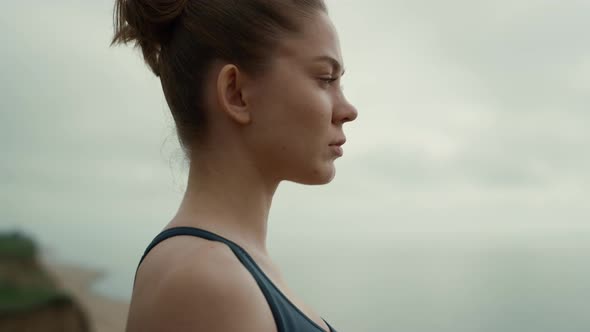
[111,0,188,76]
[127,0,187,43]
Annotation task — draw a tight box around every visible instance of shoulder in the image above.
[126,236,277,332]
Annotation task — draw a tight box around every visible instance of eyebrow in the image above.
[311,55,346,76]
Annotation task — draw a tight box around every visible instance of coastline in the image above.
[39,260,130,332]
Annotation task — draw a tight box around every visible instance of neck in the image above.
[169,143,279,258]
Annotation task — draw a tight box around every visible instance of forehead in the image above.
[275,12,343,69]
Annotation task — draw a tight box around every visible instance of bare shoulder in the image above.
[126,236,277,332]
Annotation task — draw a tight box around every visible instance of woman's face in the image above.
[244,11,358,185]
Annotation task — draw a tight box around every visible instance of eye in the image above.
[318,77,338,87]
[318,77,345,92]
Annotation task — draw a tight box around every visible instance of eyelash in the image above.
[319,77,338,86]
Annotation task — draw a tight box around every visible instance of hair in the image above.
[111,0,327,157]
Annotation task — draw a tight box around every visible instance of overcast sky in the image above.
[1,0,589,306]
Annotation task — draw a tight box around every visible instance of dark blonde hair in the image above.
[111,0,327,156]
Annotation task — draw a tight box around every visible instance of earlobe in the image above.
[216,64,251,125]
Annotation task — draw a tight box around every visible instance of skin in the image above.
[172,10,357,258]
[127,10,357,332]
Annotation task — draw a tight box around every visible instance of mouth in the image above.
[329,144,344,157]
[329,138,346,146]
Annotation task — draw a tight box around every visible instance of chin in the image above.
[289,163,336,185]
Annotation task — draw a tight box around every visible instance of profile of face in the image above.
[214,11,358,185]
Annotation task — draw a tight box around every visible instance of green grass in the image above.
[0,231,37,259]
[0,231,76,314]
[0,282,73,314]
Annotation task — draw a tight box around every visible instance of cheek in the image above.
[283,82,332,130]
[250,77,332,157]
[283,94,333,163]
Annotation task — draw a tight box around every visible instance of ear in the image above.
[216,64,251,125]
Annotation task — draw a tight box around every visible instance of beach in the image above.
[41,260,130,332]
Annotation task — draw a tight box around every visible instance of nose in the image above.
[334,96,358,124]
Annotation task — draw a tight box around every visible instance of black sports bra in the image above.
[136,226,337,332]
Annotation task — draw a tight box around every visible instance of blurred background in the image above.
[1,0,589,331]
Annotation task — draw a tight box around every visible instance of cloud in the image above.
[1,1,588,241]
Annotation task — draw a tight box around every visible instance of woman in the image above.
[111,0,358,331]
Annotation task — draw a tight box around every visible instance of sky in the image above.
[1,1,589,330]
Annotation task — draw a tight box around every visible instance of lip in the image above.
[329,145,343,156]
[330,138,347,146]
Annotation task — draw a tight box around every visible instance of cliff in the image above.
[0,231,90,332]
